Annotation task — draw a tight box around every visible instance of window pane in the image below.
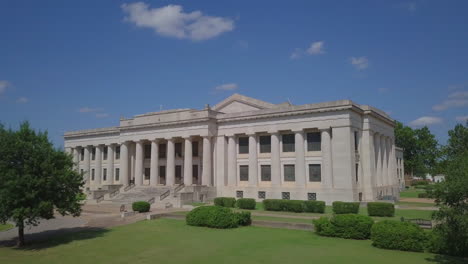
[307,132,321,151]
[115,168,120,181]
[238,137,249,154]
[92,147,96,160]
[115,146,120,160]
[284,164,295,181]
[103,168,107,181]
[309,164,321,182]
[261,165,271,181]
[282,134,295,152]
[239,165,249,181]
[159,144,167,159]
[145,168,150,180]
[175,143,182,157]
[144,144,151,159]
[259,136,271,153]
[192,141,198,157]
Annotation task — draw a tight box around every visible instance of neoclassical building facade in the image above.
[64,94,400,204]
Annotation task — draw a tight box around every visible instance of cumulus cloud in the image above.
[121,2,234,41]
[16,97,29,103]
[432,90,468,111]
[78,107,103,113]
[306,41,325,55]
[215,83,238,91]
[350,56,369,70]
[455,115,468,122]
[0,80,11,95]
[96,113,110,118]
[409,116,443,127]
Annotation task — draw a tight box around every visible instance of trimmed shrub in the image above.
[313,214,374,239]
[214,197,236,208]
[186,206,239,228]
[236,198,256,210]
[263,199,283,211]
[411,180,429,186]
[236,211,252,226]
[263,199,305,213]
[132,201,150,212]
[303,201,326,213]
[367,202,395,217]
[332,201,360,214]
[371,220,428,252]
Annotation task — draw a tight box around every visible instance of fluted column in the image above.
[166,138,175,186]
[202,136,212,186]
[321,129,333,188]
[84,146,91,187]
[150,140,159,186]
[121,142,129,186]
[184,137,193,185]
[248,134,258,186]
[95,145,102,186]
[380,135,387,188]
[107,144,114,184]
[388,138,395,187]
[270,132,281,186]
[227,136,237,186]
[294,130,306,186]
[374,134,382,187]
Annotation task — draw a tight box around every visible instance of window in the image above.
[192,141,199,157]
[355,163,359,182]
[309,164,321,182]
[92,147,96,160]
[175,165,182,184]
[239,165,249,181]
[103,168,107,181]
[354,131,359,152]
[238,137,249,154]
[282,134,295,152]
[259,136,271,153]
[236,191,244,198]
[282,192,290,200]
[175,143,182,157]
[192,165,199,184]
[258,191,266,199]
[159,143,167,159]
[307,193,317,201]
[91,169,95,181]
[284,164,295,182]
[307,132,321,151]
[115,146,120,160]
[80,169,84,175]
[144,144,151,159]
[159,166,166,185]
[260,165,271,181]
[115,168,120,181]
[144,168,150,180]
[103,146,108,160]
[81,148,84,161]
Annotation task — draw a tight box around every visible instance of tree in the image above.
[445,121,468,161]
[0,122,84,246]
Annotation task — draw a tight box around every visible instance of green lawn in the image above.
[0,223,14,232]
[1,219,462,264]
[400,187,426,198]
[396,201,437,208]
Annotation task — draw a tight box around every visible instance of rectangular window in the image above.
[282,192,290,200]
[175,142,182,157]
[159,144,167,159]
[308,193,317,201]
[260,165,271,181]
[309,164,321,182]
[238,137,249,154]
[284,164,295,182]
[259,136,271,153]
[103,168,107,181]
[92,147,96,160]
[103,146,108,160]
[239,165,249,181]
[144,168,150,180]
[115,146,120,160]
[175,165,182,184]
[81,148,84,161]
[354,131,359,152]
[192,141,199,157]
[236,191,243,198]
[258,191,266,199]
[91,169,95,181]
[307,132,321,151]
[355,163,359,182]
[192,165,199,184]
[282,134,295,152]
[159,166,166,185]
[144,144,151,159]
[115,168,120,181]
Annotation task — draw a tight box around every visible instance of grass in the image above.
[1,219,462,264]
[400,187,426,198]
[0,223,14,232]
[252,215,312,224]
[396,201,437,208]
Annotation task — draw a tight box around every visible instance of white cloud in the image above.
[96,113,109,118]
[0,80,11,95]
[78,107,102,113]
[290,48,302,60]
[215,83,238,91]
[455,115,468,122]
[409,116,443,127]
[16,97,29,103]
[350,56,369,70]
[432,90,468,111]
[121,3,234,41]
[306,41,325,55]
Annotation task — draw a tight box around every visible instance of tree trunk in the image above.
[17,221,25,247]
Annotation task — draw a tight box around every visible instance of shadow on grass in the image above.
[0,226,109,250]
[425,254,467,264]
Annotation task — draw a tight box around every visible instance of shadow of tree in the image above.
[0,226,109,250]
[425,254,467,264]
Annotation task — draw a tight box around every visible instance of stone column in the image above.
[84,146,91,187]
[107,144,114,184]
[389,138,396,187]
[150,140,159,186]
[121,142,129,186]
[360,130,375,200]
[72,148,79,172]
[166,138,175,186]
[248,133,258,186]
[184,137,193,186]
[380,135,387,188]
[227,136,237,186]
[135,141,144,186]
[95,145,102,186]
[321,129,333,188]
[270,132,281,186]
[202,136,212,186]
[294,130,306,186]
[374,134,382,187]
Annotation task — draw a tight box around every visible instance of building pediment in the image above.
[212,93,277,114]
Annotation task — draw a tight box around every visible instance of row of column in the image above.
[373,133,396,188]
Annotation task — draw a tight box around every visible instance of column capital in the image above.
[165,137,174,141]
[291,128,304,133]
[182,135,193,140]
[267,130,279,135]
[246,132,256,137]
[202,135,212,139]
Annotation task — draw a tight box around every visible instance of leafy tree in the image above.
[0,122,84,246]
[445,121,468,160]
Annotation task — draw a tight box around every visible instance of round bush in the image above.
[186,206,251,229]
[371,220,428,252]
[236,198,256,210]
[313,214,374,240]
[332,201,360,214]
[132,201,150,212]
[236,211,252,226]
[214,197,236,207]
[367,202,395,217]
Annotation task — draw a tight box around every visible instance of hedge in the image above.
[214,197,236,208]
[303,201,326,213]
[313,214,374,240]
[186,206,252,229]
[371,220,428,252]
[263,199,284,211]
[236,198,256,210]
[332,201,360,214]
[262,199,302,213]
[367,202,395,217]
[132,201,151,212]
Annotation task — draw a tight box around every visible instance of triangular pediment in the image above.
[213,93,276,114]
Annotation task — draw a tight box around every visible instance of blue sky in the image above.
[1,0,467,148]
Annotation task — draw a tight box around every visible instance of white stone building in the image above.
[64,94,400,205]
